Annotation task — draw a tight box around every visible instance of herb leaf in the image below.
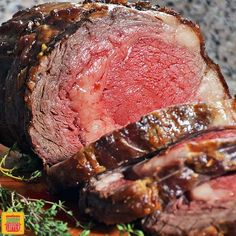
[0,187,92,236]
[116,223,144,236]
[0,143,43,181]
[80,229,91,236]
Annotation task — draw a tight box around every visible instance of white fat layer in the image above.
[95,173,123,191]
[175,25,200,49]
[197,69,227,102]
[143,10,200,50]
[76,3,201,51]
[72,2,122,11]
[210,99,236,126]
[191,182,234,202]
[107,3,121,11]
[155,11,178,26]
[119,138,147,154]
[133,146,186,176]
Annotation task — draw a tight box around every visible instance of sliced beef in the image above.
[143,174,236,236]
[48,99,236,190]
[191,174,236,203]
[0,1,230,165]
[78,129,236,224]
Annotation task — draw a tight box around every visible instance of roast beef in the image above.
[78,128,236,224]
[48,99,236,190]
[143,174,236,236]
[0,1,230,166]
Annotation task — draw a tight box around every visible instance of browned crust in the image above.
[158,7,230,97]
[79,177,161,224]
[0,1,230,158]
[143,200,236,236]
[0,2,106,149]
[47,100,236,191]
[79,135,236,225]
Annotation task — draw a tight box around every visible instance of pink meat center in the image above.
[191,174,236,203]
[103,37,200,125]
[36,15,206,163]
[66,35,203,144]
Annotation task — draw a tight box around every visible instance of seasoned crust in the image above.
[78,131,236,224]
[142,200,236,236]
[47,99,236,191]
[0,1,230,161]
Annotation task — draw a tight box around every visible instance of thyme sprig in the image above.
[0,187,92,236]
[0,145,144,236]
[0,143,43,181]
[117,223,145,236]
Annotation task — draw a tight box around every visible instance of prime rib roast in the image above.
[1,1,236,235]
[48,99,236,190]
[79,128,236,224]
[142,174,236,236]
[0,1,230,165]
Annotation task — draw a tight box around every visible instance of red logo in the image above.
[6,215,21,232]
[1,212,24,235]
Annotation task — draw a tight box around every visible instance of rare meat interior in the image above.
[78,128,236,224]
[47,99,236,190]
[28,6,228,164]
[0,2,235,235]
[143,174,236,236]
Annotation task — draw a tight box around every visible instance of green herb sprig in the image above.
[0,143,43,181]
[0,145,145,236]
[0,187,92,236]
[117,223,145,236]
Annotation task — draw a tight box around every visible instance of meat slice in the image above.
[191,174,236,203]
[78,129,236,224]
[0,1,230,165]
[143,174,236,236]
[48,99,236,190]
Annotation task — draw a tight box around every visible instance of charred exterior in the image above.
[0,1,230,166]
[79,130,236,224]
[48,99,236,190]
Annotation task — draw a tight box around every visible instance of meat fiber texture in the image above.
[48,99,236,190]
[0,1,230,167]
[78,128,236,225]
[142,174,236,236]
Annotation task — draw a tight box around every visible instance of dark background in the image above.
[0,0,235,94]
